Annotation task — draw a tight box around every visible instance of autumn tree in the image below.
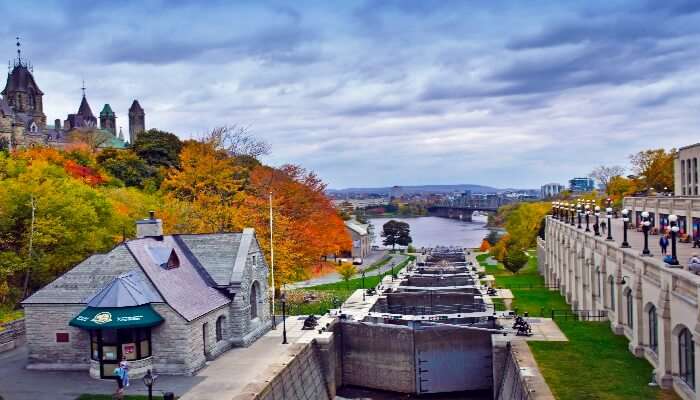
[337,263,357,289]
[479,239,491,252]
[161,140,245,233]
[589,165,625,193]
[629,148,675,192]
[68,128,112,151]
[207,125,271,159]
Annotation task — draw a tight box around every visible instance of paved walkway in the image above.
[288,251,407,289]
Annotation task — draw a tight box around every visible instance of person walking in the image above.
[659,234,669,255]
[119,356,130,387]
[113,365,126,399]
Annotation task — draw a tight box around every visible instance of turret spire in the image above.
[16,36,21,63]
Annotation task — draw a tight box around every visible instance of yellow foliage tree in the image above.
[479,239,490,252]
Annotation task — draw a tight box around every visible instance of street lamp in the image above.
[621,209,631,248]
[362,270,366,302]
[570,205,576,226]
[280,291,288,344]
[606,200,613,241]
[551,201,557,219]
[585,203,591,232]
[577,202,583,229]
[142,369,157,400]
[641,211,652,256]
[668,214,680,265]
[594,206,601,236]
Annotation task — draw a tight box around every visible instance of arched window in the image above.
[648,306,658,352]
[250,281,260,320]
[679,328,695,389]
[626,290,634,328]
[608,276,615,310]
[215,315,226,342]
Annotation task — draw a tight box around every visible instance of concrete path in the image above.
[288,251,408,289]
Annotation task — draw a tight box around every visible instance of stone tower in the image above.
[99,104,116,135]
[128,100,145,144]
[1,39,46,129]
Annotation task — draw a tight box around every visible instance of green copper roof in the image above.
[100,104,115,117]
[69,305,164,330]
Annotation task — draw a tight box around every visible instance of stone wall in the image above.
[340,321,416,393]
[24,304,90,370]
[253,342,330,400]
[542,216,700,400]
[0,318,25,353]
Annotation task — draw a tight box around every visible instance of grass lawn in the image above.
[76,396,165,400]
[476,252,679,400]
[282,255,415,315]
[0,307,23,331]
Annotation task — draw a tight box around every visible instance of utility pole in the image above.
[269,190,276,328]
[22,195,36,299]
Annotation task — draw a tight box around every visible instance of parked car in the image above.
[353,258,363,265]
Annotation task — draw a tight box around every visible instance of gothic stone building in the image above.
[21,213,271,378]
[0,44,145,150]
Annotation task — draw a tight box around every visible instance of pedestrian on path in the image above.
[119,356,130,387]
[113,365,126,399]
[659,234,669,255]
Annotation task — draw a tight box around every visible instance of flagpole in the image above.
[269,190,276,328]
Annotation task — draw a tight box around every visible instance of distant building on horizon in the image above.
[569,177,595,193]
[541,183,565,198]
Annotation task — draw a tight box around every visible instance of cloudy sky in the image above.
[2,0,700,189]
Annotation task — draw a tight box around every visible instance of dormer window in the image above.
[147,246,180,269]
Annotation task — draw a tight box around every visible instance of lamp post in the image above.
[605,199,613,241]
[552,201,557,219]
[641,211,652,256]
[570,205,576,226]
[669,214,680,265]
[585,203,591,232]
[594,206,601,236]
[280,291,288,344]
[621,209,631,248]
[576,202,582,229]
[362,270,366,302]
[142,369,157,400]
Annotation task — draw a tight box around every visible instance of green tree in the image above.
[485,230,502,246]
[381,220,412,251]
[503,246,528,274]
[0,157,117,299]
[97,149,156,188]
[132,129,183,168]
[337,262,357,289]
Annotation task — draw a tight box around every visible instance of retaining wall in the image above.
[0,318,25,353]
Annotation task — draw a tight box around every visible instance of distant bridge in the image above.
[427,198,506,221]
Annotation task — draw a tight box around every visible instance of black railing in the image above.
[550,309,608,321]
[379,302,489,315]
[499,283,560,290]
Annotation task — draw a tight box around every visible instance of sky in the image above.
[2,0,700,189]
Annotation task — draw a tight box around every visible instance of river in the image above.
[368,215,490,249]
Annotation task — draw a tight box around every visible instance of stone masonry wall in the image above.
[255,343,330,400]
[24,304,90,370]
[0,318,26,353]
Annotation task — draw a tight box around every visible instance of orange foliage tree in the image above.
[479,239,490,252]
[239,165,351,286]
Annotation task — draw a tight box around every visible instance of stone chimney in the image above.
[136,211,163,239]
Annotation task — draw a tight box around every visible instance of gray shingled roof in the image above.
[126,236,230,321]
[87,270,162,307]
[177,233,243,287]
[22,245,148,305]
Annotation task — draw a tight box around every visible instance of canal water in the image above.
[369,215,490,249]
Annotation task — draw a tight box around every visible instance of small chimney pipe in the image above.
[149,210,156,220]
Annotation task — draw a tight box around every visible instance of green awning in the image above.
[69,305,164,330]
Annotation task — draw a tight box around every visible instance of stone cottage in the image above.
[21,212,271,379]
